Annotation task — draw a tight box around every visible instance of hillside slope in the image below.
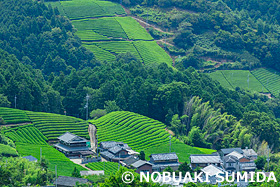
[47,0,173,66]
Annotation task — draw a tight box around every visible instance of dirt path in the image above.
[88,123,97,152]
[156,39,175,47]
[2,122,32,127]
[132,16,173,34]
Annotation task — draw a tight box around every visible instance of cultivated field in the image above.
[26,111,89,140]
[252,68,280,96]
[209,70,268,92]
[0,107,30,124]
[0,144,18,157]
[89,111,179,151]
[86,162,119,175]
[61,0,125,19]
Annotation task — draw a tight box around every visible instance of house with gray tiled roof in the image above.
[189,154,222,169]
[219,148,243,159]
[149,153,180,172]
[55,176,91,187]
[242,147,258,161]
[54,132,93,157]
[131,160,153,174]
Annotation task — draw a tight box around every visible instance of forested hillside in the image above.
[127,0,280,71]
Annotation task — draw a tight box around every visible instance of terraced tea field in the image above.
[89,111,179,151]
[134,41,173,66]
[0,107,30,124]
[252,68,280,96]
[26,111,89,140]
[61,0,125,19]
[209,70,268,93]
[4,125,48,145]
[86,162,119,175]
[50,0,173,66]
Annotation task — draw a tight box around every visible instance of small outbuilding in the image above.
[54,176,91,187]
[22,155,38,162]
[131,160,153,174]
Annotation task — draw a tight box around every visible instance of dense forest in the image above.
[0,0,280,152]
[126,0,280,71]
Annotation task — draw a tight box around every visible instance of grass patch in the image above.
[16,143,86,176]
[83,43,116,62]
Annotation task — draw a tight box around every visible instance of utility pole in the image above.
[55,166,58,187]
[86,94,89,121]
[266,145,270,171]
[169,135,171,153]
[14,95,17,109]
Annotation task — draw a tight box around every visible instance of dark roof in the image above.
[149,153,178,161]
[100,141,117,149]
[224,155,239,163]
[55,176,89,187]
[100,151,115,160]
[242,148,257,156]
[131,160,153,168]
[100,141,130,150]
[22,155,38,162]
[220,148,243,155]
[122,156,139,166]
[54,143,91,152]
[58,132,87,143]
[108,146,123,154]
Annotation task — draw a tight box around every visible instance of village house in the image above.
[242,147,258,161]
[55,176,91,187]
[219,148,243,159]
[99,141,139,162]
[131,160,153,174]
[54,132,93,157]
[120,156,139,167]
[149,153,180,172]
[201,164,226,184]
[223,151,256,173]
[189,153,223,169]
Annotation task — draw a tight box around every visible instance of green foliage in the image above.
[90,111,178,151]
[25,111,89,140]
[163,166,173,172]
[255,156,266,170]
[178,162,192,175]
[0,157,54,187]
[72,167,82,178]
[90,109,107,119]
[139,151,145,160]
[0,144,18,157]
[188,126,211,148]
[0,94,10,108]
[86,162,118,175]
[0,107,30,124]
[83,44,116,63]
[104,100,120,113]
